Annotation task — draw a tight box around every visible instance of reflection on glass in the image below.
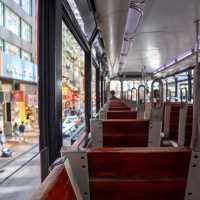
[62,21,85,146]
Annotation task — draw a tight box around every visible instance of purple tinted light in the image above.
[177,49,193,61]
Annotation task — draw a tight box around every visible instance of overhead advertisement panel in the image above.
[0,52,38,83]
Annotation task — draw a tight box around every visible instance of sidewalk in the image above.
[0,127,39,168]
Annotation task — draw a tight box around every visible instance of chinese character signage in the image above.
[0,53,38,83]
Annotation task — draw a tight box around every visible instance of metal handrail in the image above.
[137,85,145,105]
[131,87,137,101]
[167,89,172,102]
[180,87,188,103]
[127,89,132,100]
[151,78,164,108]
[164,79,169,102]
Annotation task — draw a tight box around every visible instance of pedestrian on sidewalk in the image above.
[0,130,5,152]
[19,121,26,142]
[13,122,19,141]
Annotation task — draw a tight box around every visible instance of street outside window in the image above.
[62,21,85,146]
[92,66,96,115]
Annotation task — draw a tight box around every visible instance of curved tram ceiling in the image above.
[94,0,200,78]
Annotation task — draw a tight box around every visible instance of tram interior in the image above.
[32,0,200,200]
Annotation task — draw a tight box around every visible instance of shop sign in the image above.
[13,91,25,102]
[1,53,38,82]
[63,94,80,101]
[27,95,38,107]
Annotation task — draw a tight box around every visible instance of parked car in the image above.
[62,121,76,137]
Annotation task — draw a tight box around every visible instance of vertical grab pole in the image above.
[185,20,200,200]
[131,87,138,111]
[148,78,163,147]
[131,87,137,102]
[178,87,188,147]
[192,20,200,150]
[137,85,146,119]
[164,80,169,102]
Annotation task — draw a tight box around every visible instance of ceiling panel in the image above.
[123,0,200,74]
[94,0,129,75]
[95,0,200,76]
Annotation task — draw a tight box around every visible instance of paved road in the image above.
[0,147,41,200]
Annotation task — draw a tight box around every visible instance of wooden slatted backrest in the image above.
[185,104,193,146]
[102,119,149,147]
[108,107,131,111]
[31,165,77,200]
[166,102,193,145]
[169,103,181,140]
[109,102,126,107]
[88,147,191,200]
[107,111,137,119]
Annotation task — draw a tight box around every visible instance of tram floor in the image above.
[0,153,41,200]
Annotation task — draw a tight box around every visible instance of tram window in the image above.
[110,81,121,98]
[178,83,188,100]
[62,21,85,146]
[123,81,134,99]
[92,66,96,116]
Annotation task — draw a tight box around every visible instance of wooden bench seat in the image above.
[31,165,77,200]
[102,119,149,147]
[87,147,191,200]
[107,111,137,119]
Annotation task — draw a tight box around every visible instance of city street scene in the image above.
[0,0,40,199]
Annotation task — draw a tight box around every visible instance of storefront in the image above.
[0,51,38,135]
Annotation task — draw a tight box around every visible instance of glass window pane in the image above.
[21,20,32,42]
[21,0,32,16]
[110,81,121,98]
[62,21,85,146]
[5,7,20,36]
[5,42,20,57]
[0,2,3,26]
[13,0,20,5]
[0,39,3,51]
[92,66,96,115]
[21,50,32,61]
